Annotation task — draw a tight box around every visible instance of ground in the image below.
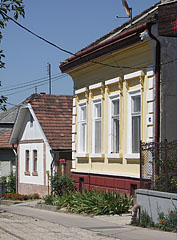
[0,211,118,240]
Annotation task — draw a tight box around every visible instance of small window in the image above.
[33,150,37,172]
[25,150,30,172]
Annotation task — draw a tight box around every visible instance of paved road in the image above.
[0,202,176,240]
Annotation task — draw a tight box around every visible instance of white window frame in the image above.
[127,89,141,155]
[92,99,102,155]
[108,94,120,155]
[77,102,87,153]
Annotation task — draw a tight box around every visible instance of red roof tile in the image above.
[0,129,13,149]
[26,94,73,150]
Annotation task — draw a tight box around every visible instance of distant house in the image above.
[59,0,177,194]
[9,94,73,196]
[0,104,21,178]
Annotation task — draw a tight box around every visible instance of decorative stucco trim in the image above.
[89,82,102,90]
[90,153,103,159]
[71,170,140,179]
[75,87,87,95]
[105,77,120,86]
[105,153,120,159]
[124,70,144,80]
[74,153,89,158]
[124,153,140,159]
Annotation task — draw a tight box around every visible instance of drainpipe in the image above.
[147,23,161,143]
[12,144,18,193]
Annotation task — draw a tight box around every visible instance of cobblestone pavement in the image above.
[0,211,119,240]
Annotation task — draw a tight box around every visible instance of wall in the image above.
[70,40,155,184]
[136,189,177,223]
[0,149,15,177]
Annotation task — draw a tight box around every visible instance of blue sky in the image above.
[0,0,159,108]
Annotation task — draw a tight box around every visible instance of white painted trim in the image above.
[73,97,76,107]
[77,101,87,154]
[90,153,103,158]
[72,106,76,115]
[72,125,76,133]
[105,77,120,86]
[105,153,120,159]
[146,90,154,102]
[124,153,140,159]
[75,153,88,158]
[108,94,120,154]
[127,89,141,154]
[92,98,102,154]
[124,70,144,80]
[72,160,76,169]
[75,87,87,95]
[71,170,140,179]
[148,77,154,89]
[148,102,154,113]
[89,82,102,90]
[147,70,154,77]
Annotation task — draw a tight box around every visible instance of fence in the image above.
[140,139,177,193]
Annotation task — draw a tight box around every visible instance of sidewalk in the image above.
[0,201,176,240]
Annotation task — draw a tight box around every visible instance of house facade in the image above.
[59,0,177,194]
[0,105,21,178]
[9,94,73,196]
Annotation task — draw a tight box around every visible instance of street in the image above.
[0,210,117,240]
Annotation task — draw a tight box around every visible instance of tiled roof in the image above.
[26,94,73,150]
[0,129,13,149]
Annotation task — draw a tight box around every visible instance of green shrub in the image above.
[7,173,16,193]
[44,189,133,215]
[51,174,76,197]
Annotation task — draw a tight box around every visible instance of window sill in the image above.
[32,171,38,176]
[124,153,140,159]
[105,153,120,159]
[24,171,30,176]
[90,153,103,159]
[75,153,88,158]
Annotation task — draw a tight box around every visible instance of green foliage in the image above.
[7,172,16,193]
[0,0,25,110]
[131,207,177,232]
[44,189,133,216]
[156,207,177,232]
[43,195,56,205]
[51,174,77,197]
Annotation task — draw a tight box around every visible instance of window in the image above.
[78,103,87,153]
[111,97,120,153]
[25,150,29,173]
[93,100,102,153]
[131,94,141,153]
[33,150,37,172]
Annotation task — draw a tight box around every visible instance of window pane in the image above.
[33,150,37,172]
[95,103,101,118]
[95,120,101,153]
[81,105,86,120]
[113,119,119,152]
[82,123,86,152]
[132,96,141,113]
[113,99,119,116]
[132,116,141,153]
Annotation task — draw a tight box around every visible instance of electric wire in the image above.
[0,74,67,93]
[4,12,177,71]
[4,75,67,97]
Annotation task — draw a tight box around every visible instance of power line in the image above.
[5,75,67,97]
[0,73,64,90]
[0,74,67,93]
[3,13,177,72]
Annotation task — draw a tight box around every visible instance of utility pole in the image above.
[48,63,52,94]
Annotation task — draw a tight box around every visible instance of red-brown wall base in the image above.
[72,172,140,195]
[18,182,48,197]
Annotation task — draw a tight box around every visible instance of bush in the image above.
[51,174,76,197]
[44,189,133,215]
[7,173,16,193]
